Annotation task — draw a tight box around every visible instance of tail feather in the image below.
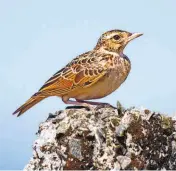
[13,93,45,117]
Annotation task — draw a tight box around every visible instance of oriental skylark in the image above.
[13,29,142,116]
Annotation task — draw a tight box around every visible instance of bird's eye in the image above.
[113,35,120,40]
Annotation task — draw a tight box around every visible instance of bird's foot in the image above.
[63,98,116,111]
[76,99,116,110]
[63,99,91,110]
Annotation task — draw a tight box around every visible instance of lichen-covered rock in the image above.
[24,104,176,170]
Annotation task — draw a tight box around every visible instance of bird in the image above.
[13,29,143,117]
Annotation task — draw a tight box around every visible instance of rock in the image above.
[24,104,176,170]
[116,156,131,169]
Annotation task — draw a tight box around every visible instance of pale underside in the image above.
[62,69,126,101]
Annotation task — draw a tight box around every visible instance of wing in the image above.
[38,51,112,96]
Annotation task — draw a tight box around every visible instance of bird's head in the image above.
[95,29,143,54]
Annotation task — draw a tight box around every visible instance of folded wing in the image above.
[38,52,108,96]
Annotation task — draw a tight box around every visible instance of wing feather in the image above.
[38,51,111,96]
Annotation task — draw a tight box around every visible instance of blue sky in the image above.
[0,0,176,169]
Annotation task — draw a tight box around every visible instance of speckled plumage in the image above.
[13,29,142,116]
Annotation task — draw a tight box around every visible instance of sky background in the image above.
[0,0,176,169]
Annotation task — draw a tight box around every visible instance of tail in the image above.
[13,93,45,117]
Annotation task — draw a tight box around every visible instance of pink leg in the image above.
[62,96,115,109]
[76,99,110,106]
[62,98,91,110]
[76,99,116,109]
[62,98,84,105]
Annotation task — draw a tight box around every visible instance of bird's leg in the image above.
[76,99,108,105]
[62,99,82,105]
[62,97,90,110]
[76,99,116,109]
[62,96,116,110]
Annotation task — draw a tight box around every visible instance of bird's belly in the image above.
[67,69,128,100]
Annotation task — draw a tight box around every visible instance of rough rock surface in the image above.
[24,103,176,170]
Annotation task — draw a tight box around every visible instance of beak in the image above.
[127,32,143,42]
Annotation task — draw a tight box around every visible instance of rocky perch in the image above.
[24,103,176,170]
